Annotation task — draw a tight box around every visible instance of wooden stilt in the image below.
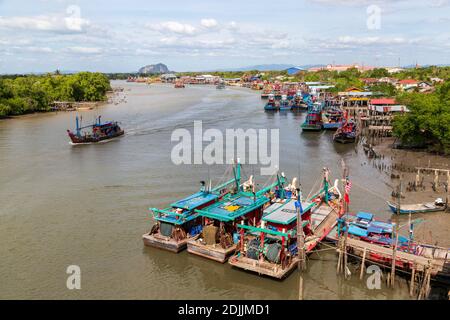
[410,265,416,297]
[298,275,304,300]
[360,248,367,280]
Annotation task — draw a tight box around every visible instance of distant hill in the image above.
[210,64,326,72]
[138,63,170,74]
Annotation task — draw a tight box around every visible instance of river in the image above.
[0,81,413,299]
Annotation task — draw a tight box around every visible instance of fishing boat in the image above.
[279,95,291,111]
[329,211,450,282]
[216,82,226,89]
[261,87,273,99]
[228,168,344,278]
[186,164,287,263]
[291,91,307,111]
[387,198,446,215]
[67,115,124,144]
[264,94,278,111]
[333,112,356,143]
[143,176,237,252]
[321,107,343,130]
[174,81,185,88]
[301,102,323,131]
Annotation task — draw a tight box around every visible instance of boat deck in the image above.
[228,255,298,279]
[187,239,237,263]
[262,199,313,225]
[142,233,199,253]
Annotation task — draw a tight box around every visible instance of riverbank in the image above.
[371,137,450,247]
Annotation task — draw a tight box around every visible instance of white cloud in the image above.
[65,46,102,54]
[0,15,89,33]
[148,21,197,35]
[200,18,218,28]
[337,35,406,45]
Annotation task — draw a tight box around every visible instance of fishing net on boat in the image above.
[220,233,233,249]
[202,225,218,245]
[160,222,173,237]
[172,227,187,241]
[265,243,282,263]
[247,239,261,260]
[150,224,159,235]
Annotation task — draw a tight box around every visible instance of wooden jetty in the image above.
[51,101,98,111]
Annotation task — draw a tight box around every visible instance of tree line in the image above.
[0,72,111,117]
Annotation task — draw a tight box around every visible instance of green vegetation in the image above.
[393,83,450,154]
[0,72,111,117]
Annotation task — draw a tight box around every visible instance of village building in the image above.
[396,79,419,91]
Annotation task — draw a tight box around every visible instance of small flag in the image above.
[345,180,352,194]
[344,179,352,204]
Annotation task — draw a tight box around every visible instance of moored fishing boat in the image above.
[187,166,288,263]
[333,112,356,143]
[261,87,273,99]
[67,115,124,144]
[264,94,278,111]
[387,198,446,215]
[328,211,450,283]
[301,102,323,131]
[228,168,344,278]
[291,91,307,110]
[279,95,291,111]
[174,81,185,88]
[322,107,343,130]
[216,82,226,89]
[143,171,239,252]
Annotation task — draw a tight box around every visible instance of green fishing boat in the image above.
[187,165,288,263]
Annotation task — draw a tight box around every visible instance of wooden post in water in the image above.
[410,264,416,297]
[360,248,367,280]
[390,223,399,288]
[296,188,306,300]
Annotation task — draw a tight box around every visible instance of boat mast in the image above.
[232,158,241,192]
[76,116,81,137]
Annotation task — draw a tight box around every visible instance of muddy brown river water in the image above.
[1,81,444,299]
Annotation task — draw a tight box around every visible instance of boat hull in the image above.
[187,239,236,263]
[228,255,298,279]
[301,125,322,132]
[387,201,446,214]
[142,233,188,253]
[333,134,355,144]
[68,129,124,144]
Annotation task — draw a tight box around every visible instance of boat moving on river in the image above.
[67,115,124,144]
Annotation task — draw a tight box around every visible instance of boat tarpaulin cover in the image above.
[348,225,368,237]
[356,211,374,221]
[172,191,218,210]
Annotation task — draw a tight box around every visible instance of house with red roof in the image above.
[369,98,409,113]
[396,79,419,91]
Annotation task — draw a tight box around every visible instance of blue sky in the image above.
[0,0,449,73]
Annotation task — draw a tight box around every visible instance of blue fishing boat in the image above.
[264,94,278,111]
[301,102,323,131]
[321,107,343,130]
[387,198,446,215]
[143,168,238,252]
[187,166,288,263]
[291,91,307,110]
[279,95,291,111]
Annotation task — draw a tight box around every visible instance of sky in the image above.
[0,0,449,73]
